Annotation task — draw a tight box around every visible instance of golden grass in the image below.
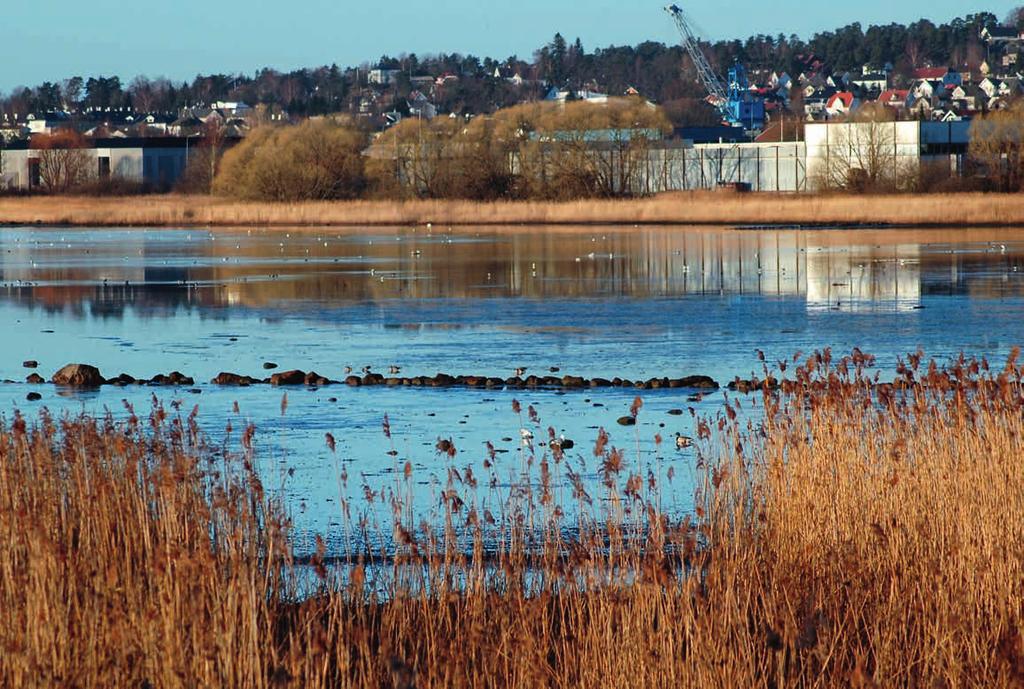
[3,191,1024,228]
[2,352,1024,687]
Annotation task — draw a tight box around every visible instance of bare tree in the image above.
[814,103,914,192]
[969,102,1024,191]
[35,131,93,192]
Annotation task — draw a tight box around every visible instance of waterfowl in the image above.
[675,433,693,450]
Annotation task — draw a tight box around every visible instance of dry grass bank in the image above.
[2,352,1024,687]
[2,192,1024,228]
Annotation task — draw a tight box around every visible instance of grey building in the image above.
[1,137,198,190]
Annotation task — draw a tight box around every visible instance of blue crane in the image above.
[665,5,766,131]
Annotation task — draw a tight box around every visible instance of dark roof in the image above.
[6,136,241,151]
[985,26,1020,39]
[673,126,747,144]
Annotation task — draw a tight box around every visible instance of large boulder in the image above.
[51,364,104,387]
[212,372,257,386]
[270,370,306,386]
[673,375,719,390]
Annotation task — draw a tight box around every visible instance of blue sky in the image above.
[3,1,1017,92]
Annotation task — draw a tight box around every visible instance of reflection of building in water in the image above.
[804,244,921,310]
[202,229,936,307]
[5,227,1024,319]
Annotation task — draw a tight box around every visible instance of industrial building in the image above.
[0,137,196,191]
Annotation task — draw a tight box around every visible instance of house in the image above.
[407,91,437,120]
[825,92,858,118]
[851,73,888,93]
[908,96,933,118]
[0,119,29,143]
[981,26,1022,45]
[998,77,1022,97]
[211,101,252,116]
[25,111,73,135]
[875,89,909,112]
[979,77,999,98]
[368,68,401,86]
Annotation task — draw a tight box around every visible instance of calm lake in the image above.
[3,224,1024,542]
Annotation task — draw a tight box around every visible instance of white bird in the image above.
[675,433,693,450]
[514,367,527,377]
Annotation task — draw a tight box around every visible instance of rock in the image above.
[505,376,524,387]
[151,371,194,386]
[344,375,362,386]
[22,360,38,369]
[667,409,684,416]
[305,371,330,386]
[485,377,504,388]
[52,364,104,387]
[270,370,306,386]
[212,372,256,386]
[590,378,612,387]
[433,373,456,386]
[561,375,586,388]
[263,362,278,370]
[25,373,45,385]
[675,375,719,390]
[109,373,137,386]
[384,377,403,386]
[617,416,637,426]
[611,378,624,387]
[26,392,42,401]
[168,371,194,385]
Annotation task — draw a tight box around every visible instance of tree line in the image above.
[0,9,1016,125]
[213,99,670,201]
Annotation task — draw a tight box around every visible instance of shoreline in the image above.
[2,191,1024,229]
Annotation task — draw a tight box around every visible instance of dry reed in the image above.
[3,192,1024,228]
[1,351,1023,687]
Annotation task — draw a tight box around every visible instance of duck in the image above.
[514,367,527,377]
[389,365,402,375]
[675,433,693,450]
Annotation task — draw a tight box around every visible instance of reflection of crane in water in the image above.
[664,4,766,132]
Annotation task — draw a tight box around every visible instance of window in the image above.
[98,156,111,179]
[28,159,40,189]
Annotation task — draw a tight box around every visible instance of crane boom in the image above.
[664,4,729,118]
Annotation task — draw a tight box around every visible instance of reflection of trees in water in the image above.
[2,228,1024,320]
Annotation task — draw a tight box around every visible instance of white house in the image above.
[368,69,401,86]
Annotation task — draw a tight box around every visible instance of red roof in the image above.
[877,89,909,104]
[913,67,948,80]
[827,91,856,109]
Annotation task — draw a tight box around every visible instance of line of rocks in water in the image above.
[12,363,722,392]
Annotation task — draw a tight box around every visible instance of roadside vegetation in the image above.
[2,349,1023,687]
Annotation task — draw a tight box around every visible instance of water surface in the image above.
[3,224,1023,543]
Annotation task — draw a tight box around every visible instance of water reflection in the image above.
[3,227,1024,318]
